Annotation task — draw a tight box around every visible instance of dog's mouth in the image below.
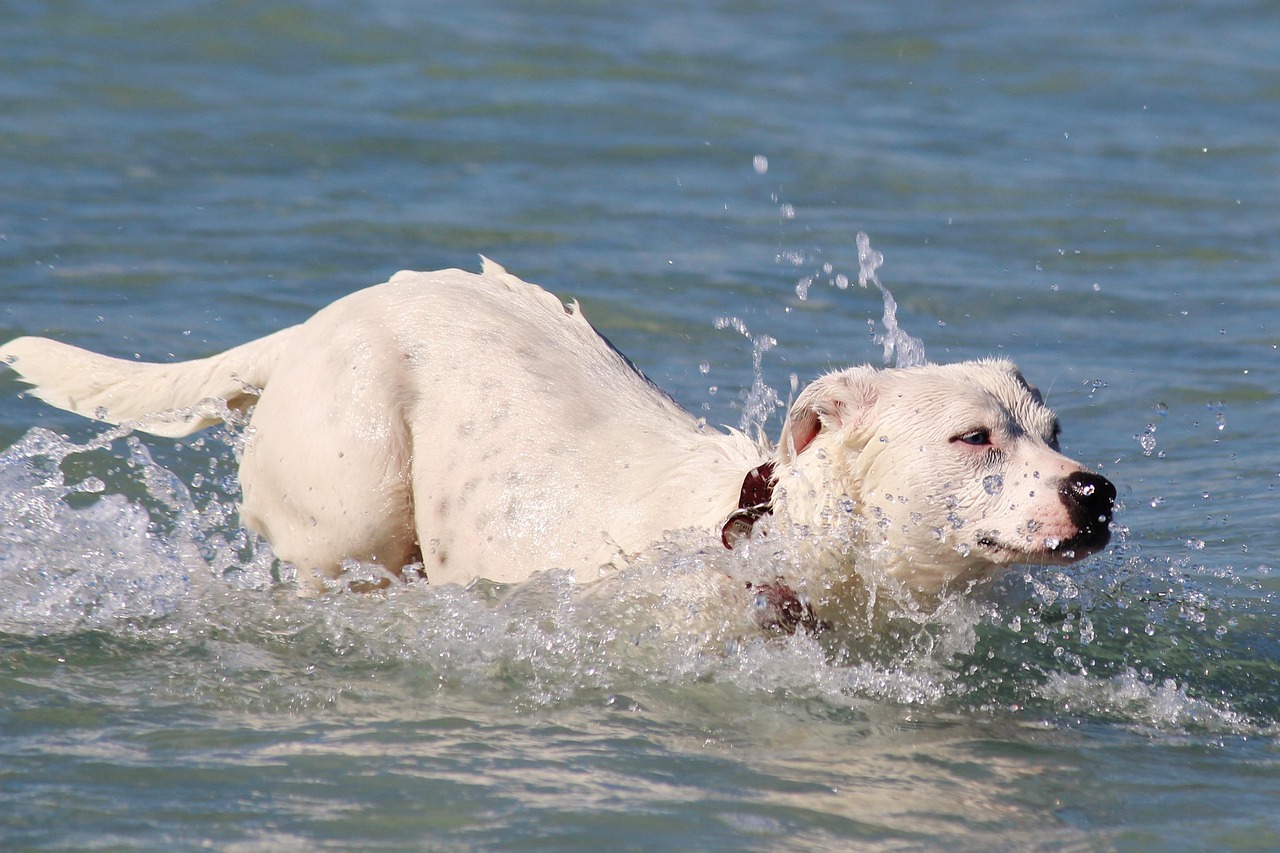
[975,525,1111,565]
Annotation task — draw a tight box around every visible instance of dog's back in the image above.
[2,261,764,590]
[242,262,761,588]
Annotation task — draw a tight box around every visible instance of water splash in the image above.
[0,431,189,634]
[1037,668,1249,731]
[856,231,928,368]
[713,315,781,438]
[0,405,1269,732]
[782,233,927,368]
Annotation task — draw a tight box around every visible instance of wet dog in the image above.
[1,260,1114,607]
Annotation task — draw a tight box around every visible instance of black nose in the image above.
[1058,470,1117,549]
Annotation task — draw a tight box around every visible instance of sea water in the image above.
[2,1,1279,850]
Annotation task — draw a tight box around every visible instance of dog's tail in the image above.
[0,326,299,438]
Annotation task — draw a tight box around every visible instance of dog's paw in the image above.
[746,578,829,636]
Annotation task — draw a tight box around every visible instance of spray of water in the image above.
[855,232,928,368]
[781,230,927,368]
[2,412,1260,730]
[712,315,781,438]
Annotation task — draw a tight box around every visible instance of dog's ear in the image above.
[777,367,881,465]
[1010,367,1045,405]
[985,357,1044,404]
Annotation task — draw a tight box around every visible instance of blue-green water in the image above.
[2,1,1279,849]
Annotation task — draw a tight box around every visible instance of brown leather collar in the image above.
[721,461,776,549]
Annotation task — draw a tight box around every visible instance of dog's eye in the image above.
[953,429,992,447]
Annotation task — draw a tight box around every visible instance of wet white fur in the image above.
[0,260,1101,595]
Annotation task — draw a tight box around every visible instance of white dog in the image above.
[0,260,1114,613]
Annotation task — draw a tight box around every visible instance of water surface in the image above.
[2,1,1279,850]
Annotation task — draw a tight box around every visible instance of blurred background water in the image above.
[1,1,1278,850]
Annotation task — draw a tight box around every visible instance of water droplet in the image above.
[752,154,768,174]
[1137,423,1157,456]
[1150,496,1165,507]
[982,474,1004,495]
[75,476,106,494]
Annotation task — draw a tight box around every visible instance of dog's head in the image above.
[772,358,1115,593]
